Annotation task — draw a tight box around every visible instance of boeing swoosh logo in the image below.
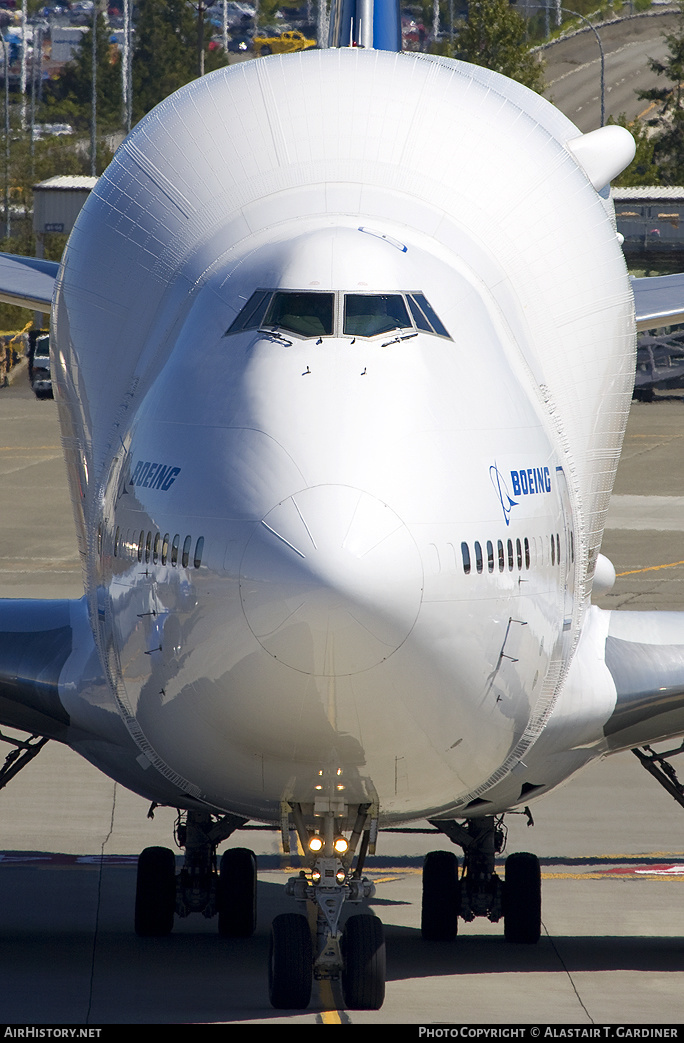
[490,463,518,526]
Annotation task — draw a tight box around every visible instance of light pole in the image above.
[188,1,218,78]
[563,7,605,128]
[20,0,26,130]
[0,34,10,242]
[91,0,97,176]
[122,0,132,134]
[530,4,605,126]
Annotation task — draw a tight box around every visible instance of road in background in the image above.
[2,378,684,1023]
[542,10,679,132]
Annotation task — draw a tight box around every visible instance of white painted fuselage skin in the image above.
[52,49,636,826]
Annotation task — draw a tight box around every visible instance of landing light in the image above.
[309,835,324,853]
[333,837,349,855]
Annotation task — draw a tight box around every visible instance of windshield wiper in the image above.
[258,328,293,346]
[381,331,419,347]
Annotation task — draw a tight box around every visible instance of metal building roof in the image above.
[612,186,684,201]
[32,176,99,192]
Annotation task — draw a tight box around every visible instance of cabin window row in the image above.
[460,533,572,575]
[114,527,205,569]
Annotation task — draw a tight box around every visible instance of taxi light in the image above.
[309,835,324,853]
[336,868,346,884]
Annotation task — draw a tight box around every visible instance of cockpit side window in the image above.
[343,294,411,337]
[406,295,432,332]
[409,293,450,338]
[263,292,335,337]
[225,290,272,335]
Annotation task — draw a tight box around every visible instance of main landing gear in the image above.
[269,801,385,1011]
[134,809,257,938]
[421,816,541,944]
[133,802,385,1011]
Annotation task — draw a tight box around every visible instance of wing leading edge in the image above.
[603,610,684,751]
[0,253,58,311]
[632,273,684,332]
[0,598,78,738]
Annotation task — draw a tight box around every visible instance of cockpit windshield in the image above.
[225,290,451,341]
[343,294,411,337]
[262,292,335,337]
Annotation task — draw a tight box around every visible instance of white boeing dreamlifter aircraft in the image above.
[0,0,683,1011]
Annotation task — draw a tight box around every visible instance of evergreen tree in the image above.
[451,0,545,94]
[132,0,227,122]
[42,13,123,132]
[608,114,660,188]
[257,0,282,27]
[637,6,684,185]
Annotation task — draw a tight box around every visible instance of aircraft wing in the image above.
[0,252,59,311]
[0,598,77,739]
[632,273,684,332]
[603,609,684,751]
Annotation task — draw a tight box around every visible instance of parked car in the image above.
[29,331,52,400]
[252,28,315,56]
[33,122,73,139]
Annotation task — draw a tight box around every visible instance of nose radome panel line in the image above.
[339,488,364,552]
[354,522,406,560]
[260,520,307,559]
[292,496,318,551]
[240,485,423,676]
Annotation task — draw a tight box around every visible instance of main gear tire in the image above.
[421,849,460,941]
[217,847,257,937]
[503,851,541,944]
[134,846,176,937]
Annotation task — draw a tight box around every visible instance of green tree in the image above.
[637,6,684,185]
[608,114,660,187]
[42,13,123,132]
[257,0,282,27]
[132,0,227,122]
[451,0,545,94]
[0,130,112,329]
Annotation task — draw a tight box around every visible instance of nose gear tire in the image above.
[341,913,386,1010]
[268,913,313,1009]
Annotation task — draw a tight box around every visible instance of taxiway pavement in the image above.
[1,379,684,1025]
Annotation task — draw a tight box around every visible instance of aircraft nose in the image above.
[239,485,423,675]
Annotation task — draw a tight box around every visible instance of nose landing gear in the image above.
[268,801,386,1011]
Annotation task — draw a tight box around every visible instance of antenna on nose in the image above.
[327,0,402,51]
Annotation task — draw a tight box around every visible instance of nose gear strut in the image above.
[269,800,386,1011]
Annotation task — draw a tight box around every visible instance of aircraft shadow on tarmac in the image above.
[1,869,683,1022]
[387,928,684,979]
